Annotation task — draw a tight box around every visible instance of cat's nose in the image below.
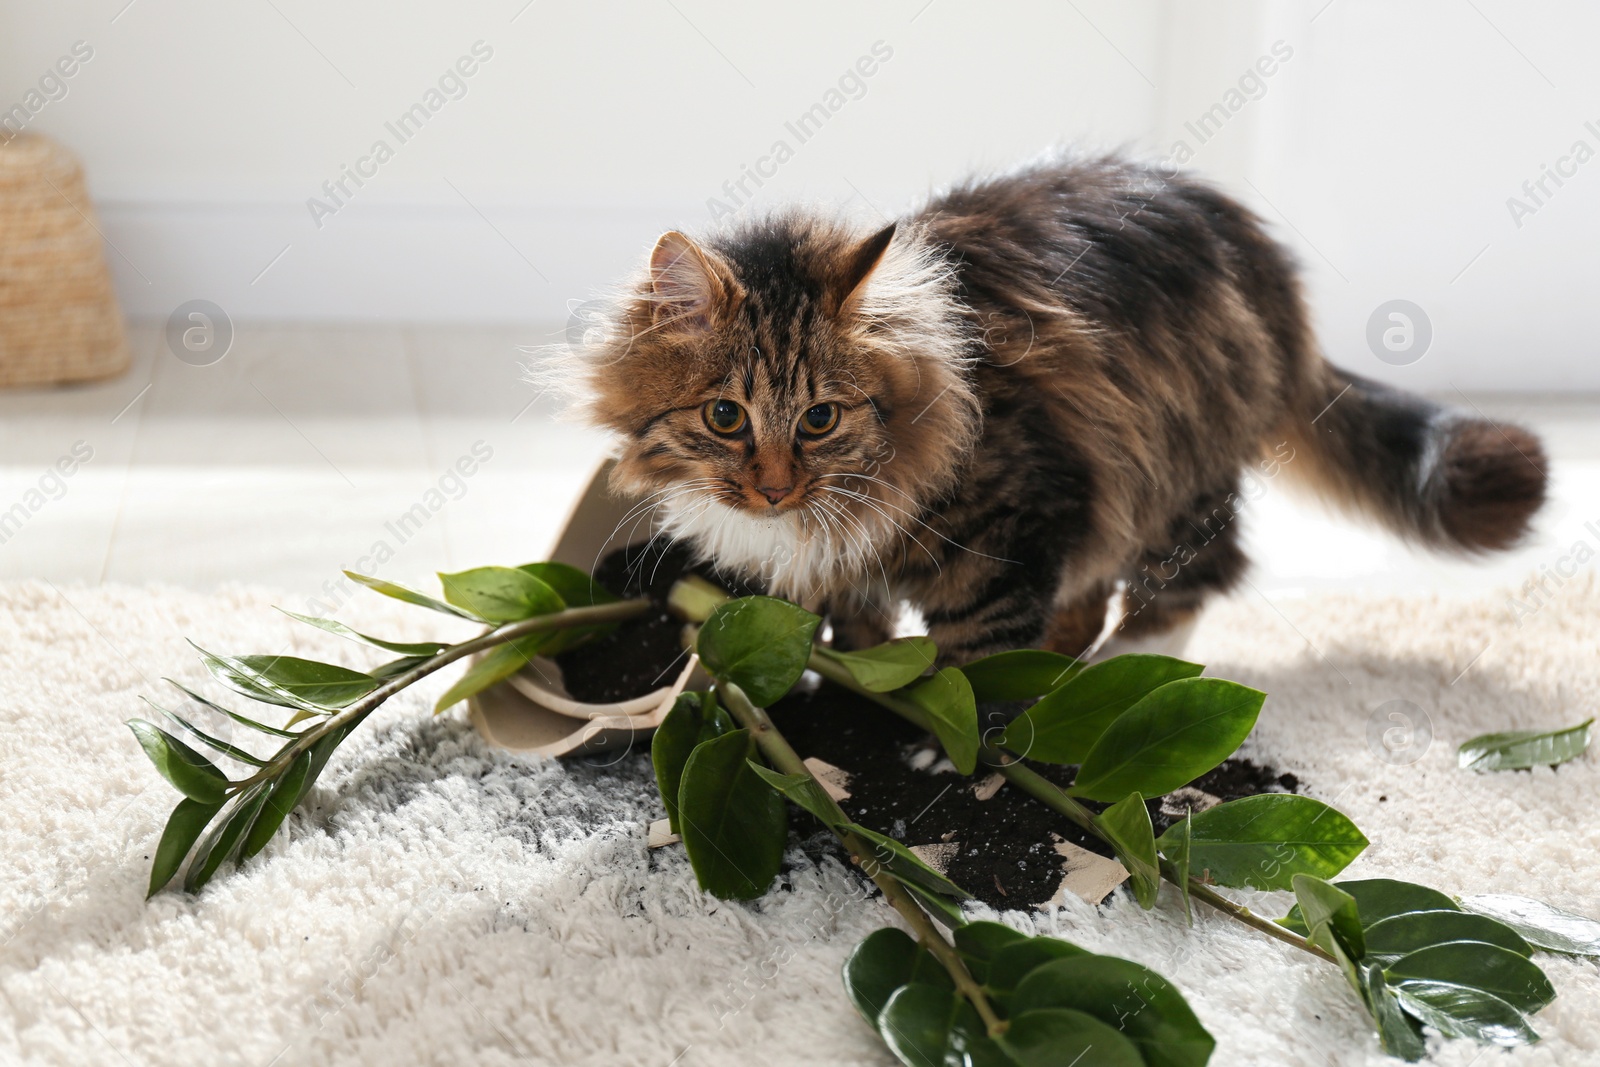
[757,485,793,504]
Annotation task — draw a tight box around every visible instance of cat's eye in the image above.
[798,403,840,436]
[703,398,747,435]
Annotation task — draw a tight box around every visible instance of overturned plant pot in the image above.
[468,459,706,757]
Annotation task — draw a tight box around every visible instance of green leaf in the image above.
[184,784,269,892]
[696,596,821,707]
[676,730,788,900]
[289,723,353,810]
[1279,878,1459,936]
[845,823,968,902]
[652,691,736,833]
[998,1008,1145,1067]
[1172,810,1193,924]
[163,680,297,737]
[369,655,433,681]
[748,763,844,830]
[194,645,380,710]
[985,938,1088,1006]
[146,797,224,897]
[902,668,980,775]
[814,636,936,692]
[1460,893,1600,957]
[903,882,969,930]
[842,928,952,1029]
[276,609,450,656]
[126,720,231,803]
[1292,874,1366,961]
[1363,910,1533,964]
[1391,980,1540,1047]
[239,751,314,861]
[945,1001,1011,1067]
[144,698,267,767]
[516,561,618,606]
[344,570,479,619]
[1458,718,1592,771]
[437,565,564,622]
[433,634,548,713]
[878,983,958,1067]
[1098,792,1160,909]
[952,921,1029,985]
[1001,654,1205,765]
[1069,678,1263,802]
[1156,794,1368,891]
[1362,964,1427,1062]
[1011,955,1216,1067]
[1384,941,1556,1014]
[959,649,1083,703]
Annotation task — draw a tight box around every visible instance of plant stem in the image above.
[717,681,1008,1038]
[806,646,1336,964]
[233,598,651,790]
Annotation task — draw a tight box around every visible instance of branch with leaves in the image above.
[127,563,1600,1066]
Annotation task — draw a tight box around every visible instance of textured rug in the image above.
[2,576,1597,1067]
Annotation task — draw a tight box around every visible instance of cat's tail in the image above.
[1280,366,1546,553]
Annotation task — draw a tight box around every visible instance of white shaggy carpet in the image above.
[2,576,1597,1067]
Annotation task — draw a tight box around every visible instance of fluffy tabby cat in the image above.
[574,154,1546,664]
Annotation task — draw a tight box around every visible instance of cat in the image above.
[572,153,1547,665]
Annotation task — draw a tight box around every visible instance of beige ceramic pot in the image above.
[467,459,706,758]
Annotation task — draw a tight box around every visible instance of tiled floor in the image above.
[2,323,1594,627]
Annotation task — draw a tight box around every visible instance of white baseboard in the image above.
[96,198,678,323]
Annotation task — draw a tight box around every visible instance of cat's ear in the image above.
[648,231,739,332]
[831,221,898,314]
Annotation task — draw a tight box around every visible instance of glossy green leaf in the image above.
[998,1008,1145,1067]
[1279,878,1459,936]
[1171,810,1193,924]
[276,609,450,656]
[1458,718,1592,771]
[1391,980,1540,1047]
[144,698,267,767]
[814,636,936,692]
[194,645,380,710]
[1384,941,1556,1014]
[945,1001,1011,1067]
[1001,655,1204,765]
[985,937,1088,1005]
[433,634,549,713]
[1362,965,1427,1062]
[184,784,269,892]
[516,561,618,606]
[289,723,353,811]
[239,751,313,861]
[651,691,735,833]
[127,720,231,803]
[1293,874,1366,961]
[842,927,952,1029]
[748,763,844,829]
[695,596,820,707]
[676,729,787,900]
[845,823,968,902]
[1157,794,1367,891]
[1069,678,1263,802]
[1460,893,1600,957]
[437,565,564,622]
[959,649,1083,703]
[147,797,224,897]
[878,983,958,1067]
[344,570,479,619]
[1364,910,1533,963]
[903,882,968,930]
[902,668,980,775]
[369,654,433,681]
[952,921,1028,985]
[163,680,297,737]
[1098,792,1160,909]
[1011,955,1216,1067]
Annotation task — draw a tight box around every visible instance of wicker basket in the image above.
[0,133,130,387]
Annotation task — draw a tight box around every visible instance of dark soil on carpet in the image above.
[555,543,1298,911]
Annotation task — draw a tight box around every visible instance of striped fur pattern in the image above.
[577,154,1547,663]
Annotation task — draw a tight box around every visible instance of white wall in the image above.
[2,0,1595,390]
